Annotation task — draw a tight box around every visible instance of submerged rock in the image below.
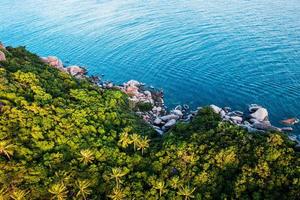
[281,127,293,132]
[281,118,299,125]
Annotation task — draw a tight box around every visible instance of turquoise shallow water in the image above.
[1,0,300,131]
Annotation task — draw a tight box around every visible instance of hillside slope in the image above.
[0,46,299,199]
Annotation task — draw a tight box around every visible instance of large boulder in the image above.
[41,56,64,70]
[250,108,268,121]
[230,116,243,123]
[163,119,177,128]
[66,65,86,76]
[154,118,162,125]
[125,80,141,87]
[0,51,6,61]
[172,109,183,118]
[160,114,179,121]
[210,104,222,114]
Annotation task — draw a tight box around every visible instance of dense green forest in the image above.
[0,46,299,199]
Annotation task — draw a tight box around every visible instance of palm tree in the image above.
[153,180,166,197]
[108,187,126,200]
[130,133,141,151]
[137,136,150,155]
[76,179,92,200]
[79,149,94,165]
[0,140,14,159]
[48,182,68,200]
[110,167,128,189]
[118,132,132,149]
[0,187,8,200]
[10,189,28,200]
[169,176,181,189]
[177,185,196,200]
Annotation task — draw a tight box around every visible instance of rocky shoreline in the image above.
[1,41,299,150]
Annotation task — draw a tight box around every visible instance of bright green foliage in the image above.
[0,46,299,199]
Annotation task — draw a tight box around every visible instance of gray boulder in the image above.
[250,108,268,121]
[210,104,222,114]
[154,118,162,125]
[160,114,179,121]
[164,119,177,128]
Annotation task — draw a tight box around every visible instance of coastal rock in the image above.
[281,118,299,125]
[281,127,293,132]
[160,114,179,121]
[154,118,162,125]
[125,85,139,95]
[0,51,6,61]
[125,80,141,87]
[163,119,177,128]
[249,104,263,113]
[152,106,162,113]
[210,104,222,114]
[220,110,226,118]
[223,107,232,112]
[172,109,183,117]
[252,122,280,131]
[66,65,86,76]
[144,90,151,97]
[41,56,64,70]
[230,116,243,123]
[250,108,268,121]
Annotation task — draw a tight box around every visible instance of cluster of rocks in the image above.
[210,104,295,133]
[102,80,195,135]
[41,56,87,78]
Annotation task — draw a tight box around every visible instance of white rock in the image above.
[154,118,162,125]
[66,65,86,76]
[281,127,293,132]
[230,116,243,123]
[160,114,179,121]
[172,109,183,117]
[164,119,177,128]
[250,108,268,121]
[126,80,140,87]
[144,90,151,97]
[220,110,226,118]
[156,107,162,112]
[210,104,222,114]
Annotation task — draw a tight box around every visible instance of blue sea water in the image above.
[1,0,300,132]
